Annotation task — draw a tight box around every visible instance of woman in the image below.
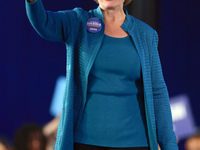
[25,0,178,150]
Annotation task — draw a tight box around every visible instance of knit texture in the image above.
[25,0,178,150]
[74,35,148,147]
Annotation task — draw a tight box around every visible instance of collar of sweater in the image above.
[92,6,135,32]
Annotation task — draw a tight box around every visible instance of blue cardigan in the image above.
[26,0,178,150]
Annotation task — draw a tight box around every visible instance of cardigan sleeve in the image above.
[151,31,178,150]
[25,0,78,42]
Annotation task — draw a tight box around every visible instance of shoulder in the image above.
[128,15,156,37]
[73,7,88,17]
[133,16,155,33]
[57,7,89,21]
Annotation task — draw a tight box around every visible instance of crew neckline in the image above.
[104,34,129,39]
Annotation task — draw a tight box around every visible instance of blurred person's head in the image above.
[13,123,46,150]
[185,134,200,150]
[0,138,9,150]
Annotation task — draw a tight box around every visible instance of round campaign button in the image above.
[87,17,102,33]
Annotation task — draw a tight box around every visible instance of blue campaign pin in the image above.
[87,17,102,33]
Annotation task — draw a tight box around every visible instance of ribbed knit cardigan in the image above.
[26,1,178,150]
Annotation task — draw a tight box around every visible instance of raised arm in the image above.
[25,0,78,42]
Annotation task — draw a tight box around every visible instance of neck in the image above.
[101,7,126,23]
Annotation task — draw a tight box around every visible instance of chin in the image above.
[99,0,123,10]
[101,4,118,10]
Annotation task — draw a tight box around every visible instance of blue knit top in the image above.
[26,1,179,149]
[74,34,149,147]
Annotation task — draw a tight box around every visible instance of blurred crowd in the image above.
[184,133,200,150]
[0,118,200,150]
[0,116,59,150]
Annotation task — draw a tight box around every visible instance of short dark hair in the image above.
[13,123,47,150]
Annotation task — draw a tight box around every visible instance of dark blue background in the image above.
[158,1,200,149]
[0,0,200,149]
